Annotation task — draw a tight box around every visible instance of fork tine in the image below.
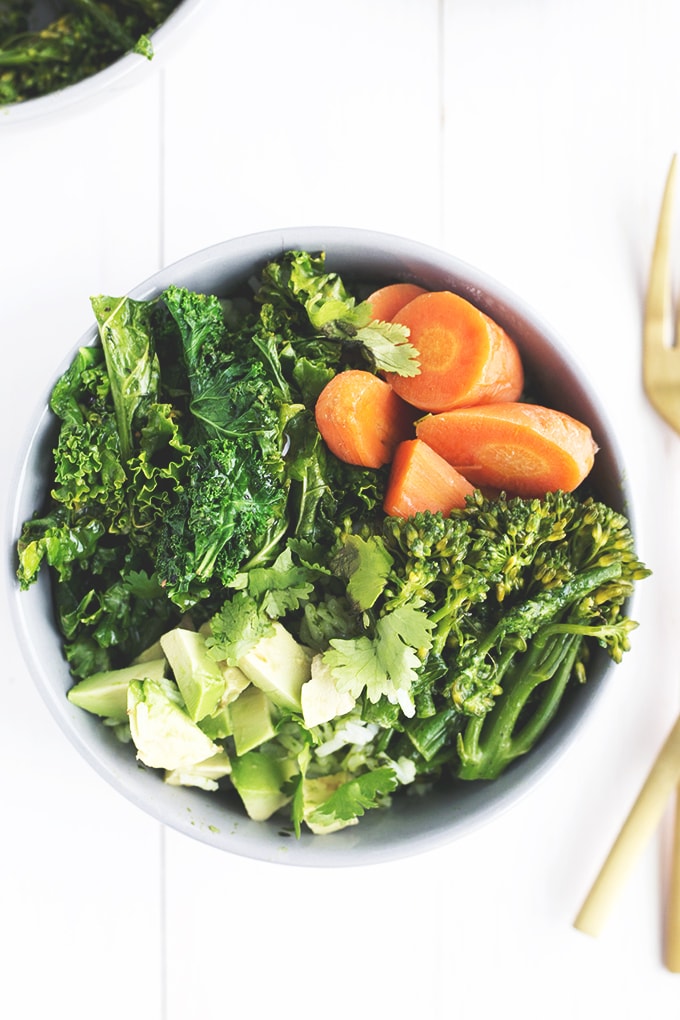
[644,154,677,363]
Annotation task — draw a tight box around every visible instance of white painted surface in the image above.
[2,1,679,1015]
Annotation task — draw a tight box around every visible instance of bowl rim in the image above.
[0,0,205,126]
[6,225,633,865]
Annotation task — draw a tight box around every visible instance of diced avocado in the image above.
[67,658,166,721]
[198,622,250,702]
[218,663,250,704]
[302,773,359,835]
[237,621,312,712]
[160,628,225,722]
[198,703,233,741]
[128,677,220,770]
[301,654,356,728]
[164,750,232,792]
[229,685,276,755]
[133,639,165,664]
[230,750,297,822]
[197,664,251,740]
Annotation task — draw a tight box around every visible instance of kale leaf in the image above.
[256,249,419,377]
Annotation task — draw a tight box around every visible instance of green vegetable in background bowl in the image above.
[0,0,183,107]
[14,243,650,839]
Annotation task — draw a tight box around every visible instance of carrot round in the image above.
[384,290,524,413]
[366,282,428,322]
[384,438,475,518]
[315,369,415,468]
[415,402,598,497]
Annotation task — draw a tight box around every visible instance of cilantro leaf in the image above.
[380,604,435,654]
[308,766,399,824]
[331,532,394,611]
[323,605,435,714]
[354,321,420,376]
[206,592,274,666]
[323,636,382,698]
[246,548,316,617]
[320,309,419,376]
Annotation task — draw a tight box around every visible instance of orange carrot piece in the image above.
[315,370,415,468]
[366,282,428,322]
[385,290,524,412]
[415,402,598,497]
[383,438,475,518]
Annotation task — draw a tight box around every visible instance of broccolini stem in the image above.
[450,561,623,715]
[67,0,139,50]
[454,560,630,779]
[456,631,581,780]
[429,591,481,655]
[510,634,581,758]
[404,705,461,762]
[0,48,66,67]
[476,562,623,660]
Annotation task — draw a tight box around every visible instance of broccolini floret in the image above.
[376,491,649,780]
[381,509,491,653]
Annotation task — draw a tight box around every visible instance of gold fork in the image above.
[573,155,680,971]
[644,153,680,434]
[644,153,680,973]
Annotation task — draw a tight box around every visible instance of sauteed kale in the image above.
[0,0,181,106]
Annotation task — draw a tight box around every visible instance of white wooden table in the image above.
[2,1,680,1015]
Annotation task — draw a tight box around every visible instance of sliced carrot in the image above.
[366,282,428,322]
[384,290,524,413]
[315,369,415,469]
[415,402,598,497]
[383,438,475,518]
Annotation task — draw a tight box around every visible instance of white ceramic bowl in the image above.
[0,0,204,124]
[8,226,631,866]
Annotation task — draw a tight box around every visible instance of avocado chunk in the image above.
[197,665,251,740]
[165,750,232,792]
[229,685,276,755]
[198,703,233,741]
[128,677,220,770]
[67,658,166,721]
[237,621,312,712]
[160,628,225,722]
[133,639,165,664]
[219,663,250,704]
[230,750,297,822]
[301,654,356,728]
